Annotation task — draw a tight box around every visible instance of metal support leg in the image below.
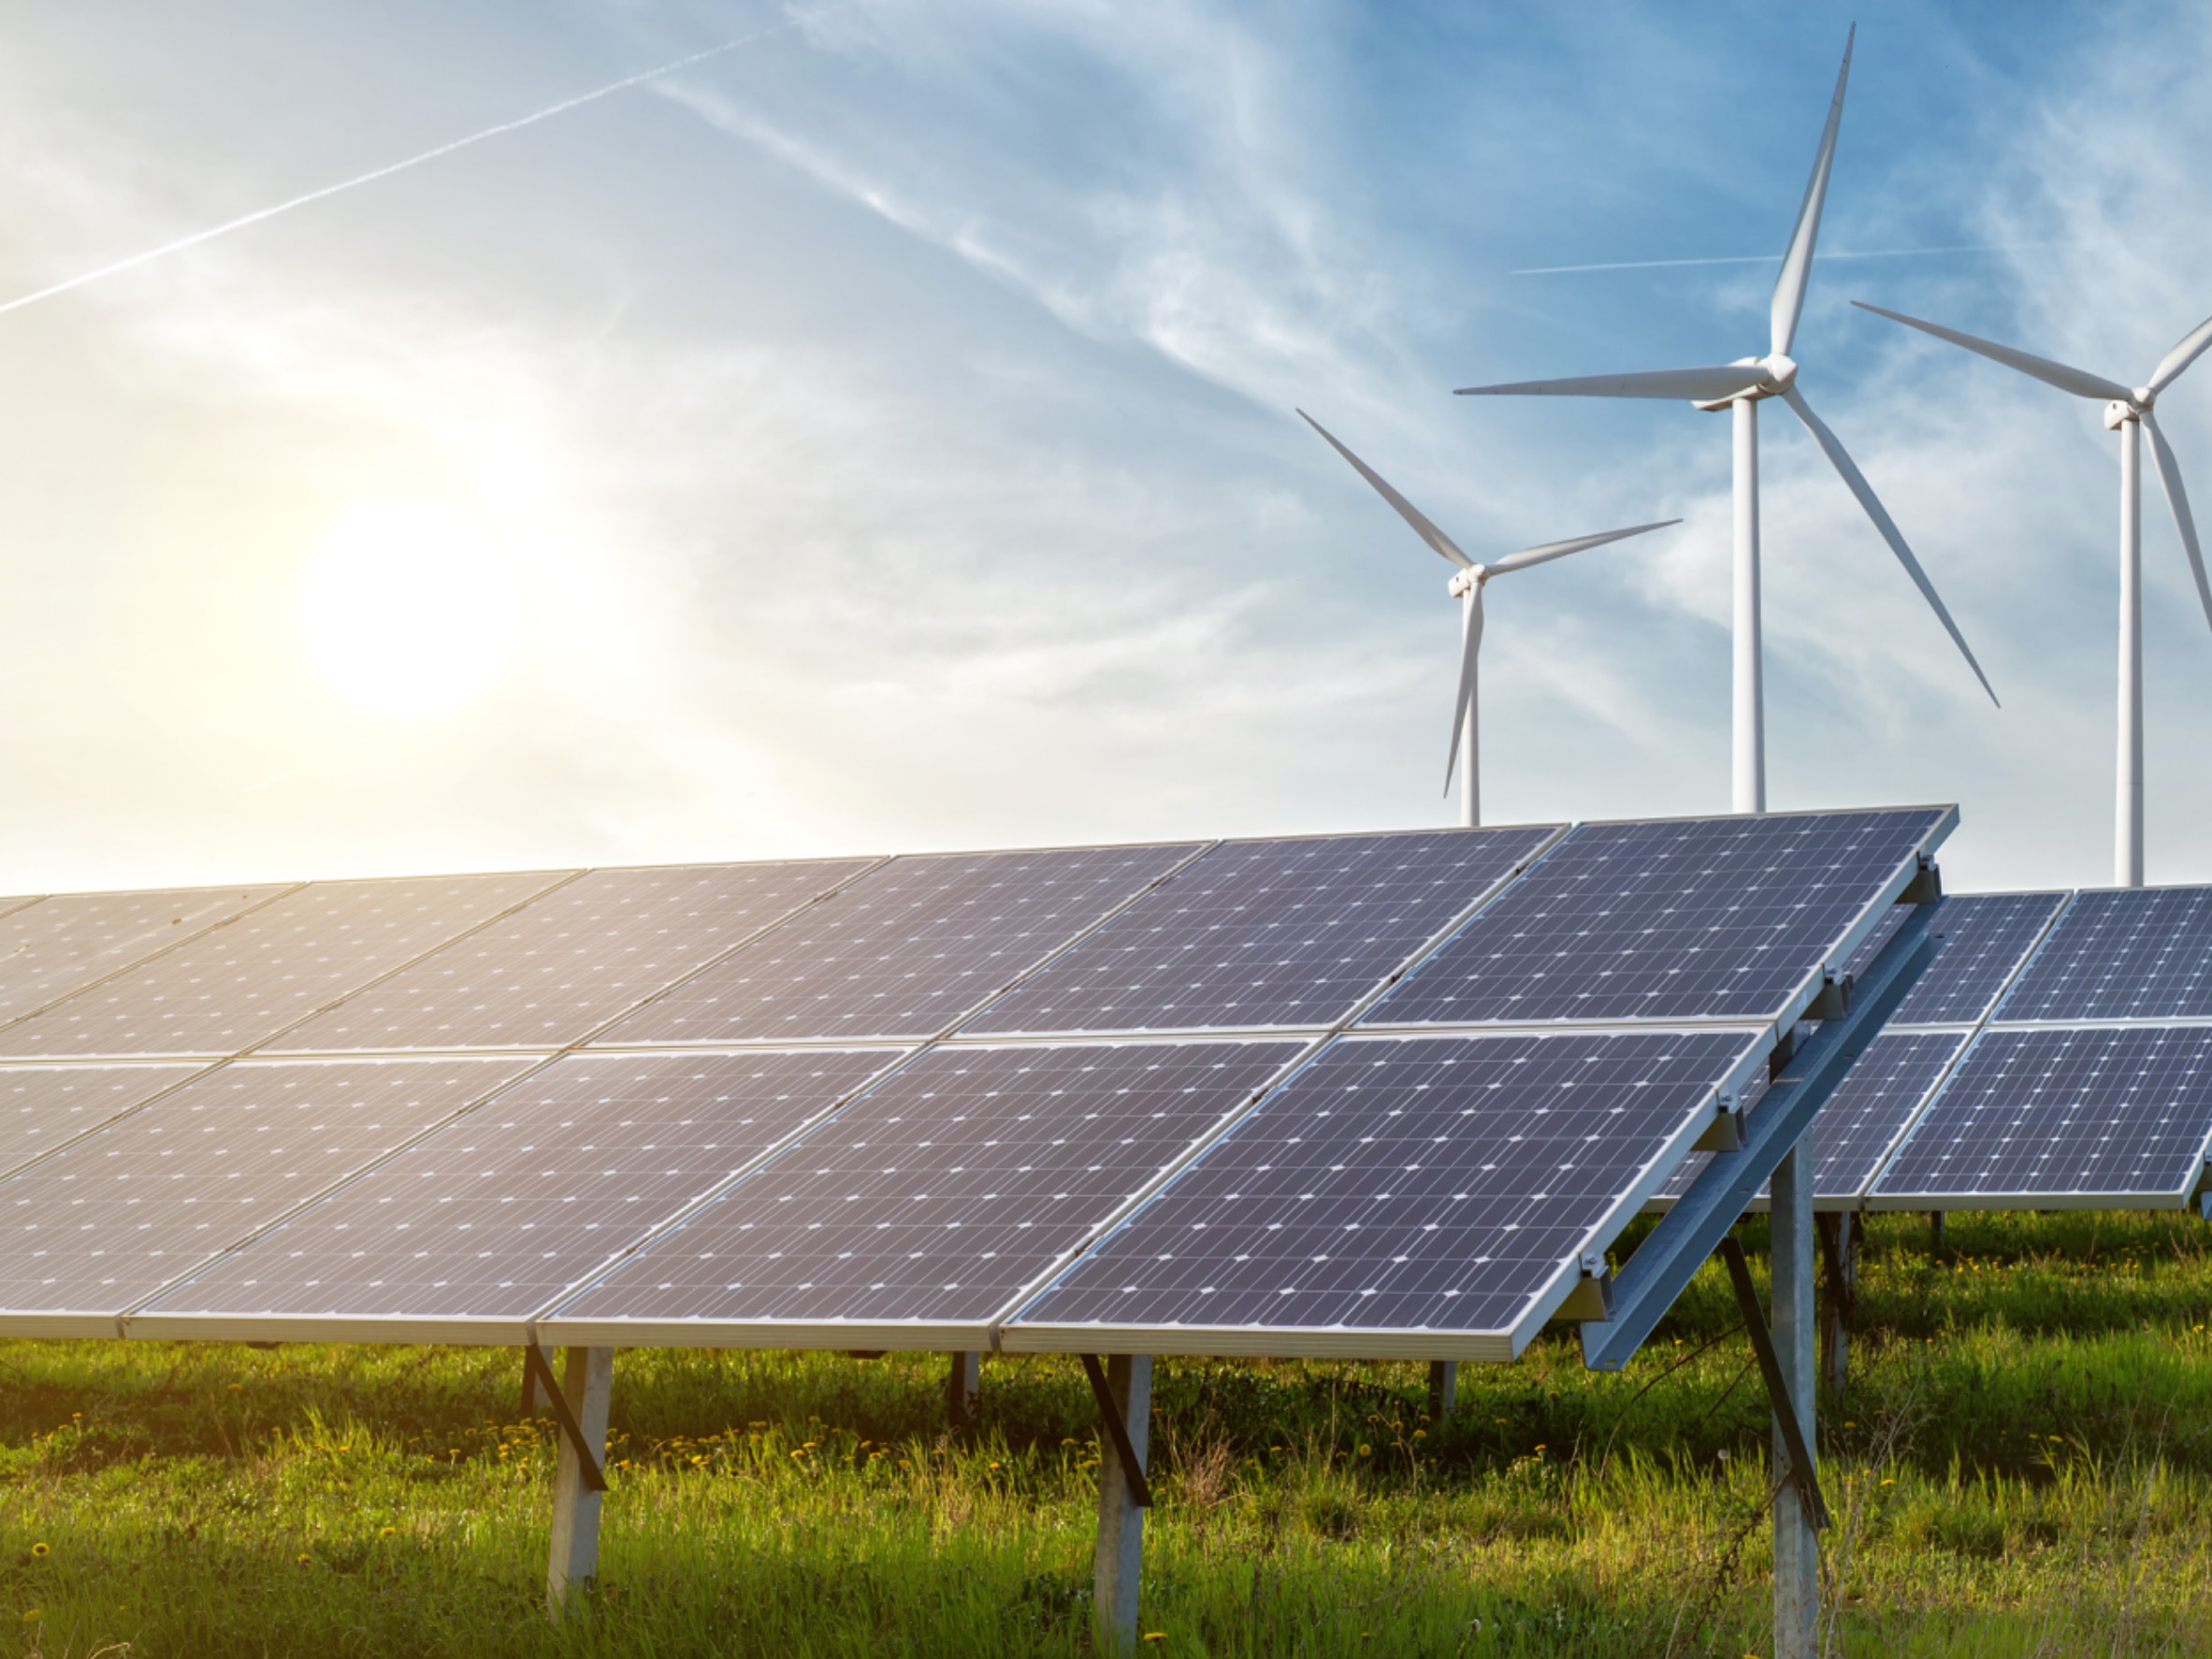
[1771,1148,1819,1659]
[1089,1354,1152,1656]
[1930,1210,1945,1253]
[947,1351,982,1428]
[545,1346,614,1622]
[1426,1360,1457,1425]
[520,1348,540,1417]
[1816,1211,1860,1397]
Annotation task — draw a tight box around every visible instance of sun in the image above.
[301,499,517,717]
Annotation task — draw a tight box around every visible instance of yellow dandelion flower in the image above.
[297,1553,312,1567]
[1357,1443,1372,1457]
[380,1526,397,1537]
[29,1543,49,1558]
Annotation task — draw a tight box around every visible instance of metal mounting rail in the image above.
[1580,898,1943,1373]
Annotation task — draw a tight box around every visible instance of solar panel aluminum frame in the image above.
[531,1032,1327,1355]
[123,1045,919,1349]
[0,1053,563,1340]
[592,841,1219,1051]
[1355,805,1958,1046]
[946,822,1570,1042]
[993,1023,1775,1364]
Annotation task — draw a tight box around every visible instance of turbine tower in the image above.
[1854,299,2212,887]
[1298,411,1677,828]
[1453,27,1997,814]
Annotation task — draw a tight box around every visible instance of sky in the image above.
[0,0,2207,896]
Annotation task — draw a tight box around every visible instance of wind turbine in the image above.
[1453,26,1997,815]
[1853,298,2212,887]
[1298,410,1677,829]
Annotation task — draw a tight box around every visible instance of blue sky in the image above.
[0,0,2205,893]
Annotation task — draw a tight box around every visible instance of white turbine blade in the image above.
[1781,385,2001,706]
[2144,411,2212,636]
[1454,365,1768,402]
[1297,409,1473,569]
[1486,518,1682,575]
[2147,313,2212,397]
[1771,24,1854,357]
[1444,584,1484,794]
[1852,301,2130,402]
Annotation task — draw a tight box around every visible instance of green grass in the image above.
[5,1209,2212,1656]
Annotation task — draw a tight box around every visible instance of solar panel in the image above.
[1869,1026,2212,1208]
[539,1038,1305,1348]
[1651,1031,1968,1209]
[960,827,1558,1037]
[0,1063,211,1178]
[264,859,875,1054]
[0,1055,536,1333]
[1004,1028,1763,1360]
[134,1047,906,1340]
[1358,809,1946,1030]
[0,872,571,1060]
[594,844,1203,1046]
[0,885,290,1028]
[1840,892,2069,1028]
[1993,887,2212,1024]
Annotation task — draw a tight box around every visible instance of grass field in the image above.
[4,1208,2210,1657]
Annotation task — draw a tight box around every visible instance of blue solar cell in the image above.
[1993,887,2212,1024]
[961,827,1556,1036]
[594,844,1202,1046]
[1359,809,1945,1028]
[1871,1026,2212,1206]
[1840,892,2068,1027]
[1006,1028,1759,1352]
[0,1056,536,1323]
[137,1047,905,1331]
[545,1039,1305,1338]
[1655,1030,1966,1207]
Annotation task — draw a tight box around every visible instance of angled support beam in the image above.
[1080,1354,1152,1508]
[1581,898,1942,1373]
[1719,1236,1829,1530]
[1084,1353,1153,1657]
[525,1342,607,1493]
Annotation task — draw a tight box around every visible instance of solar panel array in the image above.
[0,810,1957,1358]
[1863,883,2212,1211]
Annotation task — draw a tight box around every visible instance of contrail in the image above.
[1512,242,2057,277]
[0,12,835,319]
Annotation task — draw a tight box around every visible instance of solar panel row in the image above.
[0,809,1953,1358]
[1639,883,2212,1216]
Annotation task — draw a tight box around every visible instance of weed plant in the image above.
[2,1209,2208,1656]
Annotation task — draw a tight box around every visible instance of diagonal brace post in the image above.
[1080,1354,1152,1508]
[1719,1236,1829,1529]
[525,1342,607,1493]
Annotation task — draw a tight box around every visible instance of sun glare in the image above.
[302,499,516,717]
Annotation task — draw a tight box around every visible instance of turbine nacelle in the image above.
[1692,354,1799,411]
[1448,567,1486,599]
